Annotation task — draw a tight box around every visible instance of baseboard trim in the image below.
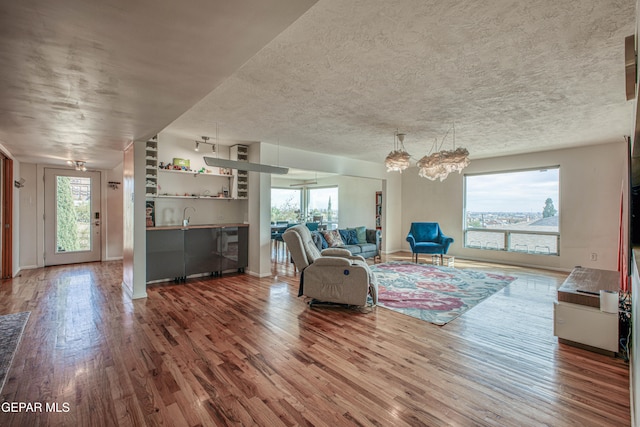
[247,270,272,278]
[122,281,146,299]
[16,265,38,271]
[451,255,572,273]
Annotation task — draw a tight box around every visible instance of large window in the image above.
[271,188,301,223]
[271,186,339,228]
[464,167,560,255]
[308,187,339,229]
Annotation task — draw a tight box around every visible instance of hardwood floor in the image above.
[0,254,630,426]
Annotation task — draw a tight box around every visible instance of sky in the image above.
[465,168,559,213]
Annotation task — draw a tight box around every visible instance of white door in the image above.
[44,168,101,266]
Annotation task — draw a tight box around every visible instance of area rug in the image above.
[370,262,516,325]
[0,311,30,392]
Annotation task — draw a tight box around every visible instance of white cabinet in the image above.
[230,144,248,199]
[553,267,619,355]
[145,138,158,198]
[554,302,618,352]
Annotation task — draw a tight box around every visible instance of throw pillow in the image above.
[322,230,344,247]
[346,229,358,245]
[338,229,358,245]
[354,226,367,244]
[317,231,328,249]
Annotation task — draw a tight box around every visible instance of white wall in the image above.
[105,163,124,260]
[325,175,382,229]
[122,141,148,299]
[18,163,38,269]
[401,141,626,271]
[247,144,272,277]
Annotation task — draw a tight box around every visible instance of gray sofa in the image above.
[311,228,380,260]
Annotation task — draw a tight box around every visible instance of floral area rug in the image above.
[370,262,516,325]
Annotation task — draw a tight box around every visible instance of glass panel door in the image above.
[44,168,101,266]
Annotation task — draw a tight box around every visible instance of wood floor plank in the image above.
[0,255,631,426]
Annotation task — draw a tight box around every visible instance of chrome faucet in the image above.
[182,206,195,227]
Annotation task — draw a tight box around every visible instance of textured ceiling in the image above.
[0,0,635,169]
[165,0,636,163]
[0,0,317,169]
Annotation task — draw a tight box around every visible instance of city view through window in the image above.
[271,186,339,228]
[464,168,559,255]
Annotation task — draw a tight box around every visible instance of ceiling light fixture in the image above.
[203,157,289,175]
[195,136,213,152]
[384,131,411,173]
[289,175,318,187]
[67,160,87,171]
[201,125,288,174]
[416,123,470,181]
[385,124,470,181]
[289,181,318,187]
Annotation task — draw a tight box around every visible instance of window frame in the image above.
[463,166,560,256]
[270,185,339,227]
[270,187,302,223]
[306,185,339,229]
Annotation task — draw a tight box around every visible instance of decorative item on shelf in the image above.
[384,131,411,173]
[384,124,470,181]
[146,201,155,227]
[67,160,87,171]
[416,123,470,181]
[173,158,190,170]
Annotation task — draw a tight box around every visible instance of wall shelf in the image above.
[230,144,249,199]
[154,195,234,200]
[158,168,233,178]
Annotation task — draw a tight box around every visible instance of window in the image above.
[307,187,339,229]
[271,185,339,227]
[464,167,560,255]
[271,188,301,223]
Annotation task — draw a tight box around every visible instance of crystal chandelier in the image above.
[416,124,470,181]
[384,131,411,173]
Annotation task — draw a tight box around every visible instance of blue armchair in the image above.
[406,222,454,263]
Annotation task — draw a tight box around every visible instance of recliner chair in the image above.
[282,224,377,306]
[406,222,454,263]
